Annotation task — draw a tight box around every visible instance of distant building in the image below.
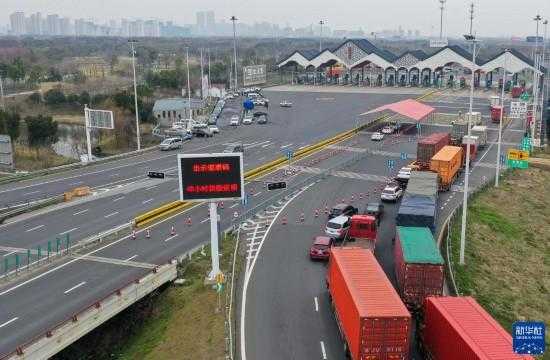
[10,12,26,35]
[29,12,42,35]
[46,14,60,35]
[63,57,110,78]
[153,97,206,127]
[144,20,160,37]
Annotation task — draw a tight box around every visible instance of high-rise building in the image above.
[46,14,60,35]
[59,18,72,35]
[144,20,160,37]
[129,20,144,37]
[196,11,206,32]
[75,18,86,36]
[29,12,42,35]
[120,19,130,37]
[205,11,215,34]
[10,12,26,35]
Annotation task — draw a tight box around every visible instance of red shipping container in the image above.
[417,133,451,168]
[422,297,535,360]
[394,227,444,309]
[327,247,411,360]
[461,143,477,165]
[491,106,504,123]
[511,85,523,98]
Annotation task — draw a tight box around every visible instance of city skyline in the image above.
[1,0,549,38]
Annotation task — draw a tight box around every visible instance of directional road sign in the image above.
[387,159,396,169]
[400,152,407,160]
[286,150,294,160]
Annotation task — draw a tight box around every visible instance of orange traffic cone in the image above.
[324,206,328,214]
[300,213,305,223]
[170,226,176,236]
[314,209,319,217]
[186,217,192,227]
[146,229,151,239]
[220,201,224,209]
[359,193,363,199]
[131,230,136,240]
[282,215,287,225]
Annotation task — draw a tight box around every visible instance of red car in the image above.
[309,236,333,260]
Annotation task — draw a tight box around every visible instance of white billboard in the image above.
[243,65,267,86]
[510,101,527,119]
[85,108,114,129]
[429,38,448,48]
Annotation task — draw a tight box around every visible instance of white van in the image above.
[325,215,351,240]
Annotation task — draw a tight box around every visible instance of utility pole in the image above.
[208,48,211,101]
[542,20,549,147]
[200,48,204,99]
[186,47,192,120]
[495,50,509,187]
[459,33,478,265]
[230,16,238,90]
[128,39,141,150]
[531,15,542,143]
[468,3,474,37]
[319,20,324,52]
[0,74,5,110]
[439,0,447,39]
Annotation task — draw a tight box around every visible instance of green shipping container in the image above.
[394,226,444,308]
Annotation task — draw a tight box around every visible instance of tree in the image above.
[0,110,21,141]
[71,71,87,84]
[27,92,42,104]
[44,89,66,106]
[7,58,26,83]
[66,93,79,103]
[46,67,63,82]
[79,91,91,105]
[27,65,44,85]
[25,115,58,148]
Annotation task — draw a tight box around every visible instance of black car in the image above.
[328,203,358,219]
[364,202,384,225]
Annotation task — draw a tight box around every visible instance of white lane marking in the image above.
[73,209,89,216]
[171,188,179,193]
[320,341,327,360]
[59,227,78,236]
[104,211,119,218]
[69,181,84,186]
[261,143,272,148]
[258,156,266,161]
[113,196,125,202]
[253,191,262,197]
[64,281,86,294]
[124,255,138,262]
[142,198,154,204]
[110,173,120,177]
[0,317,18,329]
[280,143,293,149]
[164,234,179,242]
[145,185,158,191]
[200,218,210,224]
[23,190,40,195]
[3,251,16,257]
[314,296,319,312]
[25,224,45,232]
[230,203,239,209]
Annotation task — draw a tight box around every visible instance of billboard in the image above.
[177,153,244,201]
[0,135,13,170]
[429,38,448,48]
[242,65,267,86]
[85,108,114,129]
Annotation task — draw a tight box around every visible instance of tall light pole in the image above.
[531,15,542,142]
[0,74,5,110]
[186,47,192,120]
[319,20,324,52]
[468,3,474,38]
[542,20,549,147]
[129,39,141,150]
[439,0,447,39]
[459,33,478,265]
[495,50,509,187]
[230,16,238,90]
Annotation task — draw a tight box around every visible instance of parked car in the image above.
[381,125,396,134]
[364,202,384,224]
[325,215,351,240]
[192,127,214,137]
[159,137,184,151]
[328,203,358,219]
[253,98,268,106]
[280,100,293,107]
[224,94,234,100]
[380,183,403,202]
[309,236,333,260]
[209,125,220,134]
[242,112,254,125]
[230,115,240,126]
[396,166,412,183]
[371,132,384,141]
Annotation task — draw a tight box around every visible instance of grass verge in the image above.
[14,145,76,171]
[448,167,550,358]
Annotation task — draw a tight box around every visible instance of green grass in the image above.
[448,168,550,359]
[115,235,240,360]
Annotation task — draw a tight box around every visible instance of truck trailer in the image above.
[430,145,463,191]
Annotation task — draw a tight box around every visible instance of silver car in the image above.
[159,137,183,151]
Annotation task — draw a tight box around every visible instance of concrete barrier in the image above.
[1,263,177,360]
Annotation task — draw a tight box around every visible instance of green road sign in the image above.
[520,136,532,152]
[216,283,224,293]
[520,92,530,102]
[507,159,529,169]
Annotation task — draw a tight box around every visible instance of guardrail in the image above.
[0,262,177,360]
[134,201,193,228]
[0,195,65,225]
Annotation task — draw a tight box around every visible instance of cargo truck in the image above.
[327,248,411,360]
[451,121,468,143]
[422,296,535,360]
[416,132,451,169]
[430,146,463,191]
[491,105,504,123]
[394,227,444,309]
[470,125,488,148]
[464,111,482,125]
[396,172,439,231]
[461,135,479,164]
[347,215,377,252]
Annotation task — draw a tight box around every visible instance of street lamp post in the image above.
[230,16,238,90]
[319,20,324,52]
[186,47,192,120]
[128,39,141,151]
[459,34,478,265]
[0,74,5,110]
[531,15,542,142]
[439,0,446,39]
[495,50,509,187]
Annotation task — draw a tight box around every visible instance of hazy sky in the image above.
[2,0,549,37]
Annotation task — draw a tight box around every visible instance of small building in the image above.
[62,57,110,78]
[153,97,206,127]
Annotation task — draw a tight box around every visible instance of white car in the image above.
[325,215,351,240]
[230,115,240,126]
[371,132,384,141]
[380,184,403,202]
[209,125,219,134]
[381,125,395,134]
[159,137,184,151]
[396,167,412,181]
[280,100,293,107]
[242,117,253,125]
[224,94,234,100]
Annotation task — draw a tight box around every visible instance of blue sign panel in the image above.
[513,321,545,355]
[500,154,506,165]
[387,159,396,169]
[242,194,249,206]
[400,152,407,160]
[416,123,421,130]
[286,150,293,160]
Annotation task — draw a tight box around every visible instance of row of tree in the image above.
[0,110,58,148]
[0,58,63,85]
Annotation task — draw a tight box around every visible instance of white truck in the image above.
[470,125,488,148]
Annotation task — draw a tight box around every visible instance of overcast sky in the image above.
[2,0,549,37]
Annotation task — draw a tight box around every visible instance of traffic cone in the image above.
[350,195,355,202]
[220,201,224,209]
[170,226,176,236]
[146,229,151,239]
[324,206,328,214]
[359,193,363,199]
[186,217,192,227]
[131,230,136,240]
[300,213,305,223]
[314,209,319,218]
[282,215,287,225]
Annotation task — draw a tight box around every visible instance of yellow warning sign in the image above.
[508,149,529,161]
[215,272,225,284]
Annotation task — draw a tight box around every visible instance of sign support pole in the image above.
[208,201,220,279]
[84,105,93,163]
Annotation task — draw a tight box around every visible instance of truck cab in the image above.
[348,215,377,251]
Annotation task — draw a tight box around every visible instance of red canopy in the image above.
[361,99,435,121]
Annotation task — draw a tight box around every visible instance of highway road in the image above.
[241,92,526,360]
[0,87,421,355]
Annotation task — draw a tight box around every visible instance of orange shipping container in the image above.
[430,146,463,191]
[327,247,411,360]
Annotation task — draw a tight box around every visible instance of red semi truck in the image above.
[327,247,411,360]
[347,215,377,252]
[422,296,535,360]
[415,132,451,169]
